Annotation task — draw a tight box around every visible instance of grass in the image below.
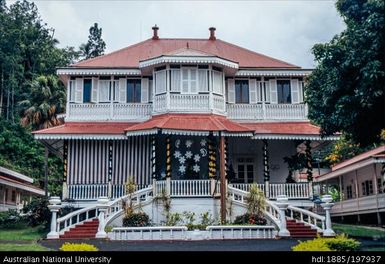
[0,243,50,251]
[0,226,46,241]
[333,223,385,238]
[0,225,50,251]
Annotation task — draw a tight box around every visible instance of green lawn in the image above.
[0,243,50,251]
[333,223,385,238]
[0,226,46,241]
[0,226,50,251]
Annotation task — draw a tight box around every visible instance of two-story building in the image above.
[34,26,337,208]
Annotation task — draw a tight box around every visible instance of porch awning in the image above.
[124,114,255,137]
[33,122,139,140]
[243,122,339,140]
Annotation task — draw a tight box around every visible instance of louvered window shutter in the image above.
[141,78,149,103]
[119,78,126,103]
[74,78,83,103]
[269,79,277,104]
[91,78,99,103]
[299,81,304,102]
[227,79,235,103]
[182,69,189,93]
[249,79,257,104]
[256,81,262,102]
[290,79,299,104]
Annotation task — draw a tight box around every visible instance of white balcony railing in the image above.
[170,179,211,197]
[67,103,152,121]
[227,103,308,120]
[229,183,310,199]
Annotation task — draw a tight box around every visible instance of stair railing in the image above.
[286,205,325,233]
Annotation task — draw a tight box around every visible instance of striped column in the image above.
[208,135,217,178]
[165,135,171,196]
[151,135,157,195]
[62,139,69,199]
[108,140,113,199]
[305,140,313,182]
[263,139,270,198]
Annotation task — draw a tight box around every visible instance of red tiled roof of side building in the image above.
[72,38,299,69]
[33,122,140,135]
[331,145,385,171]
[242,121,322,135]
[0,175,44,192]
[124,114,255,133]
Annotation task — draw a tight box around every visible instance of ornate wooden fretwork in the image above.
[151,135,156,179]
[208,135,217,178]
[108,140,113,182]
[63,139,68,182]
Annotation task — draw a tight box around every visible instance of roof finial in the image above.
[152,24,159,40]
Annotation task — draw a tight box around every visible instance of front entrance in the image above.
[236,158,254,183]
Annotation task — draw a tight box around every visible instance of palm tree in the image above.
[19,75,65,130]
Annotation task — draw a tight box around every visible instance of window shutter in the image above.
[256,81,262,102]
[190,69,197,93]
[269,79,277,104]
[118,78,126,103]
[227,79,235,103]
[290,79,299,104]
[249,79,257,104]
[171,69,181,92]
[91,78,98,103]
[149,80,153,102]
[74,78,83,103]
[198,69,208,92]
[141,78,149,103]
[299,81,304,102]
[182,69,189,93]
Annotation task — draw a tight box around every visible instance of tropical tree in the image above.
[306,0,385,147]
[19,75,66,130]
[80,23,106,60]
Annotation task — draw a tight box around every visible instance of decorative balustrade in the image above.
[269,183,310,199]
[170,179,211,197]
[67,103,152,121]
[286,205,326,233]
[68,184,149,200]
[206,225,276,239]
[110,226,188,241]
[229,183,265,193]
[153,94,167,113]
[227,103,307,120]
[155,180,167,195]
[213,94,225,113]
[56,205,98,235]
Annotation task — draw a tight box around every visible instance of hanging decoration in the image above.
[166,136,172,178]
[151,135,156,179]
[185,139,193,148]
[174,150,182,159]
[263,139,270,182]
[185,150,193,159]
[63,139,68,183]
[208,135,217,178]
[305,140,313,182]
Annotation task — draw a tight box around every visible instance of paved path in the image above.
[40,238,302,251]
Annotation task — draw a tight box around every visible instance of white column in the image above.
[210,178,216,196]
[62,182,68,200]
[321,194,336,237]
[166,177,171,197]
[276,195,290,237]
[96,196,110,239]
[47,196,61,239]
[153,178,157,196]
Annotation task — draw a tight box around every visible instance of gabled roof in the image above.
[72,38,299,69]
[124,114,255,136]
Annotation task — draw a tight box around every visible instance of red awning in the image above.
[124,114,255,136]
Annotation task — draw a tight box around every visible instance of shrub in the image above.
[246,184,266,219]
[292,234,361,251]
[233,213,267,225]
[0,210,27,229]
[165,212,182,226]
[199,212,215,227]
[59,243,98,251]
[104,225,113,233]
[22,196,51,229]
[122,212,150,227]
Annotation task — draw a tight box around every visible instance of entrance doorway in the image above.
[236,158,254,183]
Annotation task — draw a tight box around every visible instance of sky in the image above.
[8,0,346,68]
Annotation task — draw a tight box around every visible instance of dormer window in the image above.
[235,80,249,103]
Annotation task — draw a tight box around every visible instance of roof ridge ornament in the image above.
[209,27,216,40]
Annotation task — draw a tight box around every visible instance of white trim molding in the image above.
[57,68,142,76]
[34,134,127,140]
[139,56,239,69]
[252,134,339,141]
[236,69,312,77]
[0,178,45,196]
[0,166,33,184]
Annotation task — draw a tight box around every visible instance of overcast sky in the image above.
[9,0,346,68]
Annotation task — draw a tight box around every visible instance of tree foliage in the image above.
[79,23,106,60]
[306,0,385,146]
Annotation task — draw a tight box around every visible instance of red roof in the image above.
[331,145,385,171]
[72,38,299,69]
[242,121,322,135]
[34,122,139,135]
[125,114,254,134]
[0,175,44,193]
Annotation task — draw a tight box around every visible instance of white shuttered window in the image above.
[212,71,223,94]
[69,80,75,102]
[249,79,257,103]
[170,69,181,92]
[198,69,208,92]
[181,68,198,94]
[98,80,110,102]
[155,70,167,94]
[227,79,235,103]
